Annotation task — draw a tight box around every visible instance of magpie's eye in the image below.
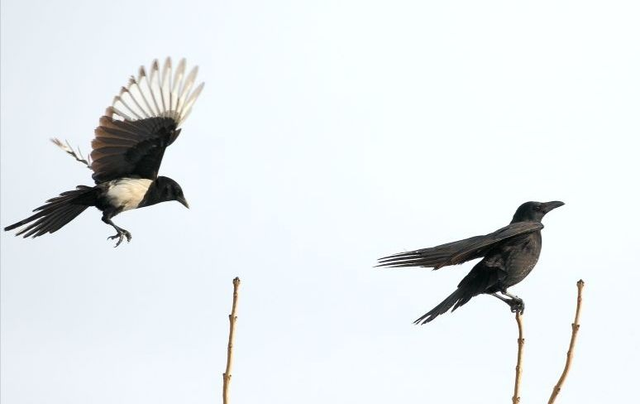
[534,205,541,211]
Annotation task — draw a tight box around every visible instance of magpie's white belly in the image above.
[106,178,153,211]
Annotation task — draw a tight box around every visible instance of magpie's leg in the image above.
[101,214,132,247]
[491,292,525,314]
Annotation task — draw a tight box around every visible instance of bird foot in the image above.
[107,229,132,248]
[508,297,525,314]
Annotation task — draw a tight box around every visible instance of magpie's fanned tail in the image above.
[4,186,97,238]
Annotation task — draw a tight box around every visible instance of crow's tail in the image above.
[4,186,97,238]
[414,287,475,325]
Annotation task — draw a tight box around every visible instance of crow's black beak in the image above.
[542,201,564,213]
[178,196,190,209]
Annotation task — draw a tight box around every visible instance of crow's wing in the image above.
[90,58,204,183]
[377,221,544,269]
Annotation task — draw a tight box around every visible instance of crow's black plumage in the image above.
[377,201,564,324]
[4,58,204,247]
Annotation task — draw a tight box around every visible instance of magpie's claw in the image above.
[107,229,132,248]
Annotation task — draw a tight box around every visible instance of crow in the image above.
[4,58,204,247]
[377,201,564,324]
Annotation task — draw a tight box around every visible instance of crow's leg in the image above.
[491,292,511,304]
[101,214,132,247]
[491,292,525,314]
[502,290,525,314]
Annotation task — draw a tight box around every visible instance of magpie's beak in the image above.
[178,196,190,209]
[542,201,564,213]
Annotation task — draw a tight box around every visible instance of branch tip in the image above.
[547,279,584,404]
[512,311,525,404]
[223,277,241,404]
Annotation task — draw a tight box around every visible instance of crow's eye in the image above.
[534,205,541,211]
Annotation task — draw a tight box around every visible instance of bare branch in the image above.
[223,277,241,404]
[512,311,525,404]
[50,138,92,169]
[548,279,585,404]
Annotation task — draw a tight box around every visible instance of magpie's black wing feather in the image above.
[377,221,544,269]
[89,58,204,183]
[91,116,179,182]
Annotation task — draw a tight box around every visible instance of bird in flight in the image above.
[377,201,564,324]
[4,58,204,247]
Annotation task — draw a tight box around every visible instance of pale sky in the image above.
[2,1,639,403]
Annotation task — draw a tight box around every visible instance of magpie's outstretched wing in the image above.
[377,221,544,269]
[90,58,204,183]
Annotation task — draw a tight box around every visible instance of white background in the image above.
[2,1,639,403]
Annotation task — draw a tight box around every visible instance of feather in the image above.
[110,57,203,126]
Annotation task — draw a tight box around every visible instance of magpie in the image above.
[4,58,204,247]
[377,201,564,324]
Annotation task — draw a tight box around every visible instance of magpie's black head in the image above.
[155,176,189,208]
[511,201,564,223]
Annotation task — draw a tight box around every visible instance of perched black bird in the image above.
[4,58,204,247]
[377,201,564,324]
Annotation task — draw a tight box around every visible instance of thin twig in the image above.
[512,311,525,404]
[50,138,92,169]
[548,279,585,404]
[223,277,241,404]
